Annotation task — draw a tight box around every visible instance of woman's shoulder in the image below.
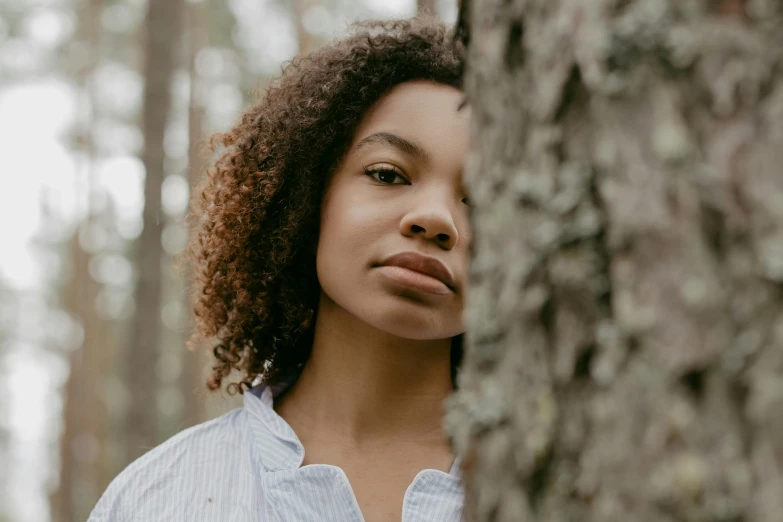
[87,406,253,522]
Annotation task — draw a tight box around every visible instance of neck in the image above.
[273,290,456,452]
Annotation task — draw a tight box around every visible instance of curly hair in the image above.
[185,15,466,396]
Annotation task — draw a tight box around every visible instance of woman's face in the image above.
[316,80,471,340]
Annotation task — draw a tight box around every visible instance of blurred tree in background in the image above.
[0,1,458,521]
[124,0,183,468]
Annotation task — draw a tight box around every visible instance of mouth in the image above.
[374,251,457,294]
[374,264,453,295]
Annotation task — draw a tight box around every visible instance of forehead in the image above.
[349,80,470,154]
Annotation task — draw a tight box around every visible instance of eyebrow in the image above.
[354,132,430,164]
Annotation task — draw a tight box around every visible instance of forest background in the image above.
[0,0,453,521]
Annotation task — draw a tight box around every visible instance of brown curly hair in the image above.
[185,15,466,396]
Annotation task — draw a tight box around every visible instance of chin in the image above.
[361,303,458,340]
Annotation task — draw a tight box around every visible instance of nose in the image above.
[399,189,460,249]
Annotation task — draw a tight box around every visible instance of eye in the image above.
[461,197,471,206]
[363,165,408,185]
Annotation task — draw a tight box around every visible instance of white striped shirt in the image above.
[88,379,465,521]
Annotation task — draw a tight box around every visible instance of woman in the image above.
[89,14,471,522]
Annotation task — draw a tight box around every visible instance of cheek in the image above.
[315,199,379,313]
[317,192,380,269]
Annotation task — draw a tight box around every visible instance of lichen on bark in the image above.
[444,1,783,521]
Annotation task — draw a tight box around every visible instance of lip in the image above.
[375,251,456,293]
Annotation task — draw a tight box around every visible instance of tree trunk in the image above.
[53,230,113,522]
[50,1,110,520]
[180,0,208,430]
[446,1,783,521]
[418,0,437,16]
[125,0,183,463]
[292,0,319,56]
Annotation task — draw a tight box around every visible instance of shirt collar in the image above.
[244,380,463,479]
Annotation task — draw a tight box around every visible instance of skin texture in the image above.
[273,80,470,522]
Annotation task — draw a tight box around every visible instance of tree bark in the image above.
[446,1,783,521]
[125,0,183,463]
